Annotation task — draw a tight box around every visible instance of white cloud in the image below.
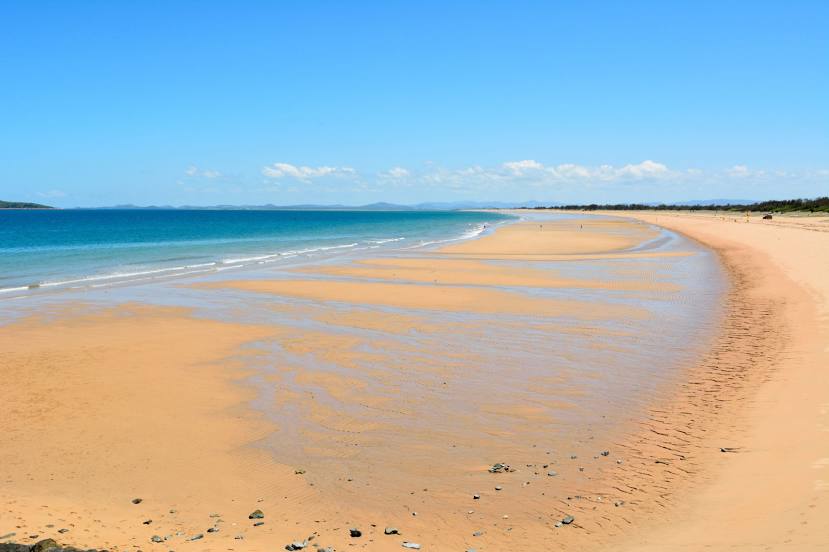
[503,159,544,175]
[727,164,750,177]
[379,166,411,179]
[37,189,66,198]
[186,165,222,178]
[262,162,357,181]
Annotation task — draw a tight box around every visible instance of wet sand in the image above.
[2,213,825,550]
[608,211,829,551]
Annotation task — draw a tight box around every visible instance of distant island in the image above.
[527,197,829,213]
[0,200,53,209]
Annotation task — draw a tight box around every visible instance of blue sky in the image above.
[1,1,827,207]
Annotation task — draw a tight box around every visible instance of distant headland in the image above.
[0,200,53,209]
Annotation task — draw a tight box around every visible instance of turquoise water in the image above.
[0,209,508,295]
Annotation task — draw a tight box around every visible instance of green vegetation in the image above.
[531,197,829,213]
[0,200,53,209]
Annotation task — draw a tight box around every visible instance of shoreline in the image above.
[605,211,829,550]
[2,212,826,550]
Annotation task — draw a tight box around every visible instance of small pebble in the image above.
[402,543,421,550]
[384,527,399,535]
[562,515,575,525]
[253,522,265,527]
[349,528,362,538]
[249,509,265,519]
[494,486,502,491]
[131,498,143,504]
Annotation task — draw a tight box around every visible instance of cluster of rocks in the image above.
[0,539,102,552]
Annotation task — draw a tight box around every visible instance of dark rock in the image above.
[57,530,69,535]
[384,527,398,535]
[494,485,502,491]
[248,510,264,519]
[253,522,264,527]
[187,534,204,541]
[150,536,164,543]
[207,527,219,533]
[349,528,361,538]
[472,494,480,500]
[0,544,30,552]
[487,463,511,473]
[32,540,60,552]
[600,450,610,456]
[131,498,142,504]
[142,520,152,525]
[562,515,575,525]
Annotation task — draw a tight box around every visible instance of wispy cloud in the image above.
[185,165,222,178]
[261,162,357,181]
[37,189,67,198]
[379,166,411,179]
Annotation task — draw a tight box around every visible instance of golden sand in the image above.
[3,214,827,550]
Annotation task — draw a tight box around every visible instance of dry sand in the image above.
[2,213,827,551]
[607,211,829,551]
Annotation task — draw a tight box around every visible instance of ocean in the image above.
[0,209,508,296]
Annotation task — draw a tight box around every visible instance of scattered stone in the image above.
[547,471,557,477]
[600,450,610,456]
[150,536,164,543]
[187,534,204,541]
[131,498,143,505]
[494,486,502,491]
[466,549,477,552]
[720,447,739,453]
[472,531,483,537]
[57,530,69,534]
[142,520,152,525]
[169,509,177,514]
[349,528,361,538]
[614,500,625,507]
[384,528,399,535]
[234,535,245,540]
[554,522,562,528]
[248,509,264,520]
[208,513,221,518]
[316,547,333,552]
[31,540,59,552]
[570,455,577,459]
[487,463,511,473]
[207,527,219,533]
[253,522,264,527]
[402,543,421,550]
[562,515,575,525]
[285,541,307,550]
[472,494,480,500]
[295,469,306,475]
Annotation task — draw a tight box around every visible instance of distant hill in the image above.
[0,200,53,209]
[80,200,548,211]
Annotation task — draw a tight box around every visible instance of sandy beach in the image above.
[2,212,828,551]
